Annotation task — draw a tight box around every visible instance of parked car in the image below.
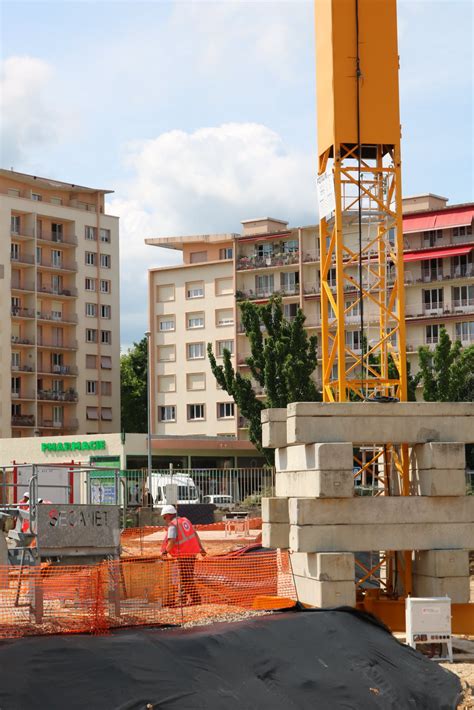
[203,494,234,509]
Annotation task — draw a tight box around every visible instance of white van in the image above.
[203,494,234,509]
[152,474,199,506]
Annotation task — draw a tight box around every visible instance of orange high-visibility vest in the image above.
[161,517,200,557]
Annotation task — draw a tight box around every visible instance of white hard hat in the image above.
[161,505,177,516]
[22,492,29,499]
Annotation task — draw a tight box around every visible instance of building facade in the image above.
[0,169,120,438]
[147,195,474,441]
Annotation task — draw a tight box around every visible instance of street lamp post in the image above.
[145,330,152,501]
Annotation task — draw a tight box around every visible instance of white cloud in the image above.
[110,122,316,346]
[0,56,66,166]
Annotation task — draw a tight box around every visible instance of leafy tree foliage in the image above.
[417,327,474,402]
[120,337,148,432]
[207,297,320,464]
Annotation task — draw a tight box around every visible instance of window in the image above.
[86,380,97,395]
[219,247,233,260]
[158,375,176,392]
[280,271,299,292]
[51,224,63,242]
[186,281,204,299]
[453,225,472,240]
[100,254,111,268]
[216,339,234,356]
[217,402,235,419]
[256,274,274,294]
[100,279,111,293]
[158,345,176,361]
[190,251,207,263]
[51,249,62,267]
[187,404,205,421]
[101,381,112,396]
[216,308,234,326]
[31,193,42,201]
[36,246,42,264]
[187,313,204,329]
[452,253,473,278]
[283,239,298,254]
[345,330,362,352]
[345,299,360,318]
[11,377,20,395]
[101,407,113,421]
[50,197,62,206]
[187,372,206,391]
[284,303,298,320]
[156,284,175,302]
[11,216,20,233]
[159,317,175,331]
[455,321,474,343]
[426,323,443,344]
[85,252,96,266]
[10,243,19,261]
[423,288,443,312]
[86,303,97,317]
[86,329,98,343]
[85,226,97,241]
[85,277,96,291]
[256,243,273,258]
[101,330,112,345]
[11,352,20,368]
[100,228,111,243]
[452,285,474,308]
[159,405,176,422]
[86,407,99,420]
[422,258,443,282]
[423,229,442,248]
[215,277,233,296]
[100,355,112,369]
[100,304,111,319]
[86,354,98,368]
[187,342,205,359]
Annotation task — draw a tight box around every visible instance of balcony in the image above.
[39,418,79,431]
[11,307,35,319]
[236,252,300,271]
[11,391,35,401]
[37,389,78,403]
[37,258,78,272]
[236,285,300,301]
[37,311,78,324]
[37,230,78,247]
[37,339,78,351]
[302,250,320,263]
[11,281,35,293]
[38,364,78,376]
[37,285,78,297]
[11,364,34,373]
[10,253,35,266]
[10,226,34,239]
[11,415,35,427]
[11,335,35,346]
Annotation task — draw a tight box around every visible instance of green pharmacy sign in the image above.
[41,440,107,453]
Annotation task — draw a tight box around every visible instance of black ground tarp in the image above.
[0,608,461,710]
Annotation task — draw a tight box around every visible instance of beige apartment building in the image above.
[147,194,474,442]
[0,169,120,438]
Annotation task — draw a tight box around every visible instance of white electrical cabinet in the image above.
[405,597,452,662]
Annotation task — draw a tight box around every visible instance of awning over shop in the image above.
[403,245,473,263]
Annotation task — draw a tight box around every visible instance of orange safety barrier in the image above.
[0,551,296,639]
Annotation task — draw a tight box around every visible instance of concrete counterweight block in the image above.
[293,576,356,608]
[413,442,466,470]
[275,470,354,498]
[412,549,470,603]
[261,408,287,449]
[262,522,289,550]
[290,552,355,581]
[412,575,470,604]
[261,497,289,525]
[275,443,353,473]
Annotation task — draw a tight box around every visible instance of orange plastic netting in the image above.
[0,551,296,639]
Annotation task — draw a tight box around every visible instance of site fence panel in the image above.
[0,551,295,638]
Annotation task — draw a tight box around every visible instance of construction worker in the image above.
[19,492,30,533]
[160,505,206,606]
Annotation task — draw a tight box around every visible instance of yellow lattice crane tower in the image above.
[314,0,412,597]
[315,0,407,404]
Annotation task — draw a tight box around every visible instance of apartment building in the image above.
[147,195,474,441]
[0,169,120,438]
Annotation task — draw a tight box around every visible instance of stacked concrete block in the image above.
[261,402,474,610]
[413,550,470,604]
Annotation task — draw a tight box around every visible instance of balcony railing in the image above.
[37,285,78,297]
[11,415,35,427]
[11,336,35,346]
[37,258,78,272]
[36,231,78,246]
[37,339,78,350]
[10,226,35,238]
[236,252,300,271]
[10,253,35,265]
[11,307,35,319]
[11,364,34,373]
[11,281,35,292]
[236,285,300,301]
[38,364,78,376]
[37,390,78,402]
[302,250,319,263]
[39,418,79,430]
[37,311,78,324]
[11,391,35,401]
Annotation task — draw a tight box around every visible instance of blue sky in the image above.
[1,0,473,349]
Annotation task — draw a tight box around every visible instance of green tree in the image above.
[417,327,474,402]
[120,336,148,432]
[207,297,320,464]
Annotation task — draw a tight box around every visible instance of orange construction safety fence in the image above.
[0,551,296,639]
